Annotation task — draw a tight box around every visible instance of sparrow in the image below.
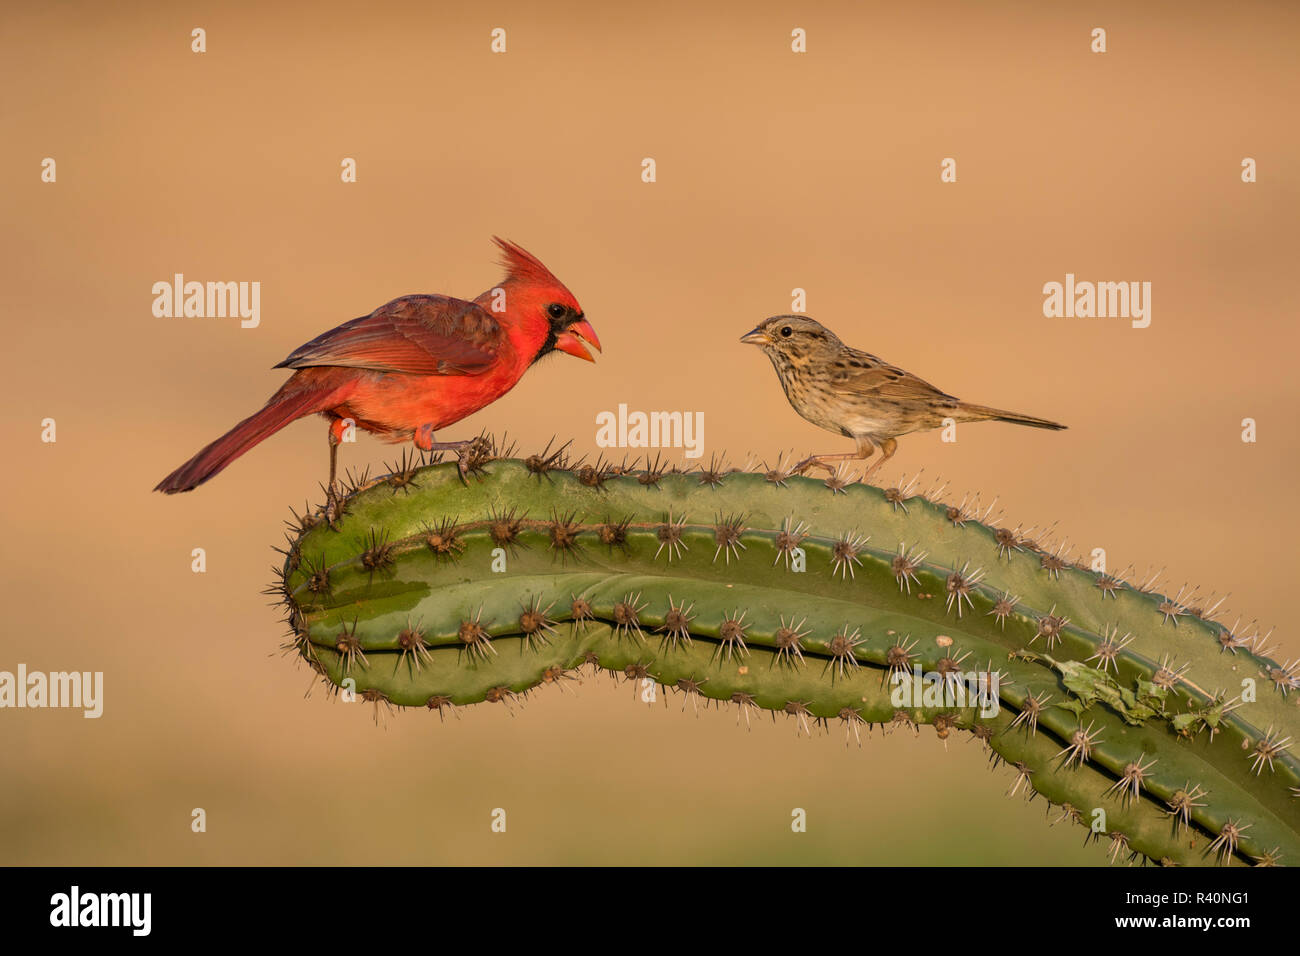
[740,314,1064,479]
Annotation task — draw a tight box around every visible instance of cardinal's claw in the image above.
[320,482,345,530]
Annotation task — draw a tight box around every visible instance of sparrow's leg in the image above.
[860,437,898,482]
[793,436,877,477]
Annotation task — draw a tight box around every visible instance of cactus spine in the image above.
[274,442,1299,866]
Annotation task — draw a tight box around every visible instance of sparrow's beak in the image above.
[740,327,771,346]
[556,318,601,362]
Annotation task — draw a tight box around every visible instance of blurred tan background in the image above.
[2,0,1297,864]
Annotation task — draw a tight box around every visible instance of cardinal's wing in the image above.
[274,295,505,376]
[827,351,961,405]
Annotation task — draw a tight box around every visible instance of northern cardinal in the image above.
[155,238,599,495]
[741,314,1063,479]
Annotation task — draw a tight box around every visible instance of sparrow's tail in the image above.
[154,383,344,494]
[959,403,1067,431]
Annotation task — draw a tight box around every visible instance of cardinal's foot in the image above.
[322,481,345,530]
[454,435,495,482]
[413,427,495,483]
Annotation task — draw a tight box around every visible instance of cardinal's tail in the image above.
[958,403,1067,431]
[154,384,342,494]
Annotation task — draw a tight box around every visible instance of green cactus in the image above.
[274,441,1299,866]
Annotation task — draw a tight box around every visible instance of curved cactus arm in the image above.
[296,460,1296,740]
[276,446,1300,867]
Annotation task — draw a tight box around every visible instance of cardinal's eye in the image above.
[780,326,793,337]
[547,303,567,320]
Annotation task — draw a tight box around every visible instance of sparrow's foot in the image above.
[792,455,837,477]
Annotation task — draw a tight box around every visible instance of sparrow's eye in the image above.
[780,326,793,337]
[547,303,567,320]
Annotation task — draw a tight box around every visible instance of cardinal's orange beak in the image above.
[556,318,601,362]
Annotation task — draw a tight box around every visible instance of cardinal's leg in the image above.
[325,417,348,522]
[793,436,877,478]
[414,425,489,481]
[413,424,475,455]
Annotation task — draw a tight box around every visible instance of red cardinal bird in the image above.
[154,238,599,495]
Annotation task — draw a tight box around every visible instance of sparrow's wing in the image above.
[274,295,505,376]
[828,352,961,405]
